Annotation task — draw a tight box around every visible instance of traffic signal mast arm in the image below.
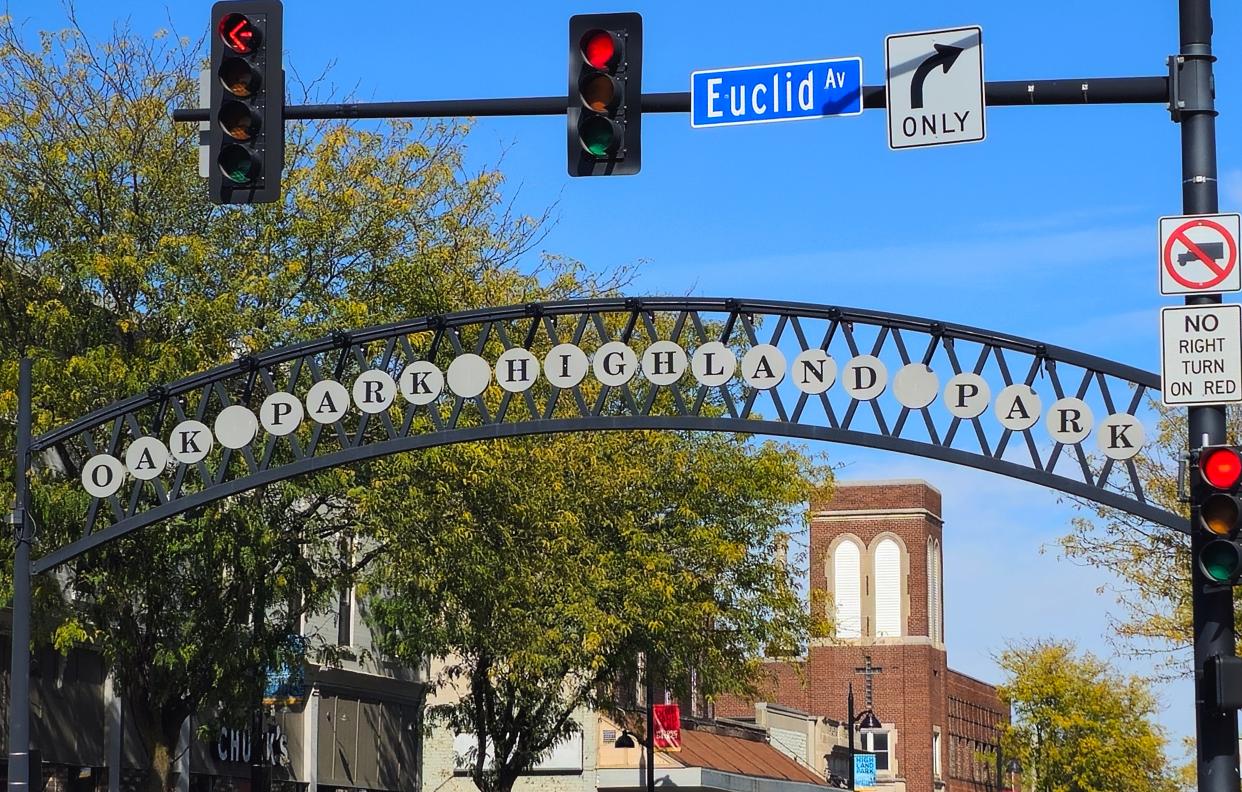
[173,75,1171,124]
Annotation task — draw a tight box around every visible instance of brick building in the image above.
[717,480,1010,792]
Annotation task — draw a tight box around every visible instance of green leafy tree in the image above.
[0,11,561,791]
[997,639,1179,792]
[365,429,829,792]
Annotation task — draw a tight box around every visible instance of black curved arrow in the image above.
[910,43,964,109]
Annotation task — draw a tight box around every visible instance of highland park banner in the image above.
[78,338,1145,498]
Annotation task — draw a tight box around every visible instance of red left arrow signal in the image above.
[219,13,260,54]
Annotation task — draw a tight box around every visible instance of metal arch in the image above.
[29,296,1187,573]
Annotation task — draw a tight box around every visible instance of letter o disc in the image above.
[82,454,125,498]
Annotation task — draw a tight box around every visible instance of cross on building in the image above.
[854,655,883,710]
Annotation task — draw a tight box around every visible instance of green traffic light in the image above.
[579,116,618,158]
[218,145,257,184]
[1200,539,1242,584]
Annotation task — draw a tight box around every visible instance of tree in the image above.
[997,639,1179,792]
[1059,404,1242,673]
[364,429,829,792]
[0,10,561,791]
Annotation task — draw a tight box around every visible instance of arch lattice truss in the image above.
[30,297,1183,573]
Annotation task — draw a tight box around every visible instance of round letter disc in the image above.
[214,405,259,449]
[82,454,125,498]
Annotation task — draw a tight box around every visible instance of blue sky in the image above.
[15,0,1242,757]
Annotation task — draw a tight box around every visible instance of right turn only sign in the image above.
[1159,213,1241,295]
[885,26,985,150]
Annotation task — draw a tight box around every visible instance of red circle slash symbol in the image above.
[1163,218,1238,290]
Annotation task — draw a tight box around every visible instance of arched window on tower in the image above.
[833,540,862,639]
[875,538,903,637]
[927,539,940,644]
[933,539,944,644]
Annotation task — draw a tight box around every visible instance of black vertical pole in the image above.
[251,576,268,792]
[847,682,855,791]
[645,660,654,792]
[1179,2,1237,791]
[7,359,33,792]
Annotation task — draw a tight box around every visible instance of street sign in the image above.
[1160,304,1242,406]
[885,26,985,149]
[690,57,863,128]
[854,753,877,787]
[1159,213,1242,295]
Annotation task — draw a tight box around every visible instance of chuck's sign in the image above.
[79,340,1148,498]
[1160,303,1242,406]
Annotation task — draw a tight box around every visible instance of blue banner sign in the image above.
[263,634,309,707]
[691,57,863,128]
[854,753,877,787]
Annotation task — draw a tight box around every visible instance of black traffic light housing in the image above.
[568,13,642,177]
[1205,654,1242,710]
[209,0,283,204]
[1194,445,1242,584]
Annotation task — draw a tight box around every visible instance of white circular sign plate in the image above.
[215,405,259,449]
[82,454,125,498]
[399,361,444,406]
[447,354,492,398]
[892,364,938,409]
[545,344,589,389]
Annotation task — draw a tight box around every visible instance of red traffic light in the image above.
[219,13,261,54]
[581,30,619,70]
[1202,447,1242,490]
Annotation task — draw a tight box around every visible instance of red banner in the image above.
[653,704,681,752]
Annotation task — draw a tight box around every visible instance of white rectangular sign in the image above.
[1160,303,1242,406]
[1158,213,1241,295]
[885,26,985,150]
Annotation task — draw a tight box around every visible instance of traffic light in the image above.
[209,1,283,204]
[1195,445,1242,584]
[568,13,642,177]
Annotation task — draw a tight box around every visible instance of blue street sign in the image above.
[690,57,863,128]
[854,753,877,786]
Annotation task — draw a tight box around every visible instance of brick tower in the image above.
[717,480,1008,792]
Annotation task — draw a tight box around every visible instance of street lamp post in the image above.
[613,657,656,792]
[846,682,883,791]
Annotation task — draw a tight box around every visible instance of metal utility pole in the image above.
[7,359,33,792]
[1180,2,1238,789]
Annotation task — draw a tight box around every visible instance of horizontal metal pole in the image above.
[171,76,1168,122]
